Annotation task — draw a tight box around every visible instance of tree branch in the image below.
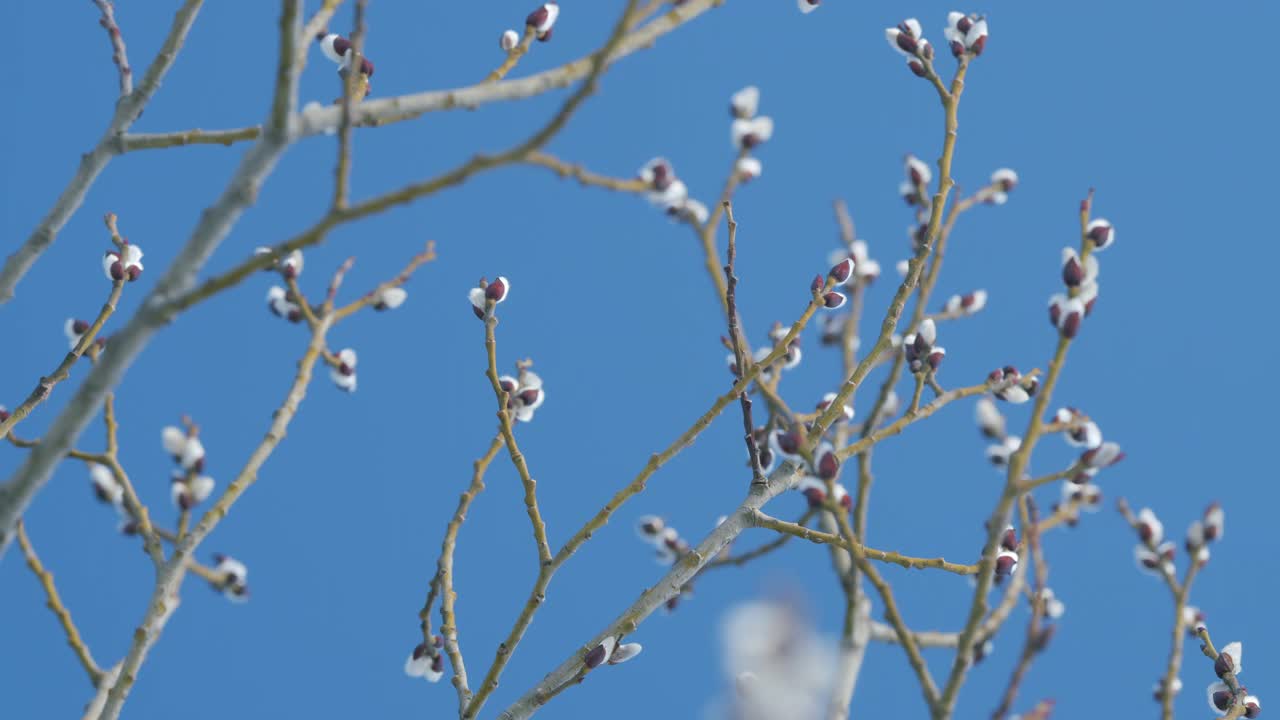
[0,0,205,302]
[0,0,303,557]
[91,1,133,96]
[15,520,104,687]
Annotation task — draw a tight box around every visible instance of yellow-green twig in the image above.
[16,521,104,687]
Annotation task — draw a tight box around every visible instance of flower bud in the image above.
[1086,218,1115,251]
[585,636,617,669]
[526,2,560,40]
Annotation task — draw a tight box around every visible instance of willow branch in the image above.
[430,433,505,711]
[832,499,939,708]
[991,498,1049,720]
[0,0,205,302]
[1196,627,1248,719]
[522,151,649,193]
[723,203,764,484]
[295,0,728,136]
[16,520,104,687]
[483,315,553,566]
[118,127,262,151]
[1116,498,1204,720]
[751,511,977,575]
[704,510,813,570]
[92,1,133,96]
[334,241,437,320]
[0,277,122,439]
[836,379,1012,461]
[935,191,1097,718]
[486,26,536,83]
[474,228,823,720]
[0,0,305,557]
[497,460,806,720]
[332,0,368,209]
[808,59,971,445]
[95,304,328,720]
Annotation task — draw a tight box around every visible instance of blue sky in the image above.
[3,1,1275,718]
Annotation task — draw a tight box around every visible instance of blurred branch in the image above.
[118,127,262,151]
[15,520,104,687]
[332,0,369,210]
[334,242,436,320]
[807,59,971,448]
[1196,627,1248,719]
[102,393,166,567]
[1117,497,1205,720]
[298,0,728,135]
[120,0,730,157]
[991,499,1050,719]
[0,0,205,302]
[522,151,649,192]
[486,26,536,83]
[91,1,133,96]
[0,0,305,557]
[831,492,939,708]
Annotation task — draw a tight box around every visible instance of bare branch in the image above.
[936,190,1099,718]
[430,434,506,710]
[95,295,329,720]
[0,263,122,438]
[91,1,133,96]
[16,521,104,687]
[0,0,304,556]
[0,0,205,302]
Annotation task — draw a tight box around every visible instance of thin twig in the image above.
[522,151,649,193]
[0,0,301,555]
[496,459,807,720]
[1196,627,1249,719]
[95,305,330,720]
[119,127,262,151]
[482,312,553,566]
[0,255,124,439]
[704,510,813,570]
[334,241,437,320]
[751,511,977,575]
[1116,497,1205,720]
[332,0,368,209]
[431,433,505,711]
[461,7,645,715]
[92,1,133,96]
[486,26,536,83]
[991,498,1050,719]
[15,520,104,686]
[297,0,728,135]
[722,202,764,485]
[0,0,205,301]
[936,190,1097,719]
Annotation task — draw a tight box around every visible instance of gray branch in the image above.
[0,0,205,302]
[495,462,803,720]
[0,0,303,559]
[828,599,873,720]
[294,0,724,138]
